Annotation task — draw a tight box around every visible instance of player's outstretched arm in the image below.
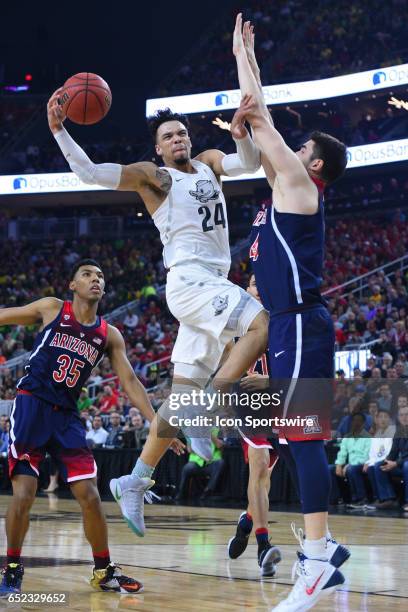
[47,89,171,213]
[106,326,186,455]
[0,297,62,327]
[107,325,157,423]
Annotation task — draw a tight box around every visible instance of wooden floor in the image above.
[0,494,407,611]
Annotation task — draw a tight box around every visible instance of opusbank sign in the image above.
[1,139,408,195]
[146,63,408,115]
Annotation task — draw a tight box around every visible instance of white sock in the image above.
[326,530,332,540]
[303,536,328,560]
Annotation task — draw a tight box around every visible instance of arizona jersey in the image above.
[152,160,231,275]
[250,178,326,315]
[17,301,107,410]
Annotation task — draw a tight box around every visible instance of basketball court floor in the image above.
[0,494,407,611]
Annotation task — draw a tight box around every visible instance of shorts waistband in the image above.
[17,390,33,397]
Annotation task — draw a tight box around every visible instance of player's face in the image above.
[155,121,192,165]
[69,266,105,302]
[296,140,323,175]
[247,275,260,301]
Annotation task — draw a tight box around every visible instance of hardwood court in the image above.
[0,494,407,611]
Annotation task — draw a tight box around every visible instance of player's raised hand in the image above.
[233,13,245,56]
[230,98,250,139]
[243,21,257,70]
[212,117,231,131]
[169,438,186,456]
[47,88,66,134]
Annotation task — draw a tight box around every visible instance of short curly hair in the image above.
[147,108,190,143]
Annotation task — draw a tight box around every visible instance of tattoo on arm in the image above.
[156,168,172,194]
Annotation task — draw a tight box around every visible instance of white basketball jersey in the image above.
[152,160,231,274]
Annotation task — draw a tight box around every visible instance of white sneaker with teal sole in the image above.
[109,475,157,537]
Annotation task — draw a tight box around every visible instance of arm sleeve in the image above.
[54,127,122,189]
[221,133,261,176]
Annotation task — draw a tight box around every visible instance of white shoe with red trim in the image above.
[271,552,344,611]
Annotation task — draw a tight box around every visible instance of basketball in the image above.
[59,72,112,125]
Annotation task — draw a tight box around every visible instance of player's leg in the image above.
[247,447,281,576]
[70,478,143,593]
[1,393,49,596]
[1,474,37,596]
[213,309,269,391]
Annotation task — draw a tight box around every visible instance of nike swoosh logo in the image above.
[115,483,122,501]
[306,571,324,595]
[175,178,184,182]
[60,323,71,327]
[274,351,285,358]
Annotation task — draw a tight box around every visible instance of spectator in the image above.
[123,309,139,331]
[77,388,93,413]
[85,415,108,448]
[98,385,119,414]
[176,431,224,501]
[330,412,371,506]
[105,412,124,448]
[336,396,372,437]
[0,416,9,453]
[363,409,396,502]
[125,414,149,450]
[376,384,393,413]
[373,404,408,510]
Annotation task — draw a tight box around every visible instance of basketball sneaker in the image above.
[271,552,345,611]
[227,512,252,559]
[258,544,282,577]
[90,562,143,593]
[110,475,158,537]
[291,523,350,568]
[0,563,24,596]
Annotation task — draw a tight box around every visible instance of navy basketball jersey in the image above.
[249,178,326,315]
[17,301,108,410]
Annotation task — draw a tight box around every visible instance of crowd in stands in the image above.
[4,94,407,176]
[158,0,407,96]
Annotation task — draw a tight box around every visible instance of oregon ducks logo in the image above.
[189,180,219,204]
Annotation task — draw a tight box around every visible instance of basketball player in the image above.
[232,15,350,610]
[0,259,162,595]
[228,274,299,577]
[47,92,269,537]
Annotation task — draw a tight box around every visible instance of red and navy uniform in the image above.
[250,178,333,441]
[9,301,108,482]
[240,350,299,496]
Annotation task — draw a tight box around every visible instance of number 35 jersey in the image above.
[17,301,107,410]
[152,160,231,275]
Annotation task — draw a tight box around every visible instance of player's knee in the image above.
[13,489,36,514]
[249,452,270,481]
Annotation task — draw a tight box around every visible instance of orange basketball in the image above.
[60,72,112,125]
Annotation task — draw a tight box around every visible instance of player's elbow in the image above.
[70,160,97,185]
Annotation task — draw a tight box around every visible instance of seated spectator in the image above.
[105,412,124,448]
[336,397,372,437]
[330,412,371,506]
[123,309,139,331]
[373,404,408,510]
[376,383,393,413]
[85,415,108,448]
[363,409,395,502]
[77,387,93,412]
[124,414,149,450]
[176,431,224,501]
[0,415,9,453]
[98,384,119,414]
